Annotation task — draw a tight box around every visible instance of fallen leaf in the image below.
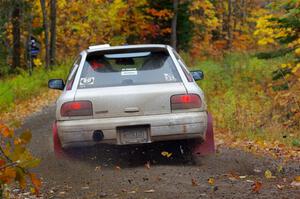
[208,178,215,186]
[29,173,41,195]
[277,165,283,173]
[95,166,101,171]
[239,176,247,179]
[229,171,240,178]
[252,181,262,193]
[144,189,155,193]
[145,161,150,169]
[161,151,172,158]
[278,143,285,148]
[253,169,262,173]
[30,187,36,194]
[191,178,198,186]
[264,170,275,179]
[291,181,300,187]
[294,176,300,182]
[23,192,30,196]
[1,126,13,138]
[228,177,238,181]
[81,186,89,190]
[0,159,5,167]
[127,190,136,194]
[276,184,284,190]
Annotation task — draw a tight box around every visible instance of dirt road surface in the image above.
[17,105,299,199]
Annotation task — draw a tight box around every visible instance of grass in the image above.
[191,53,300,147]
[0,63,70,114]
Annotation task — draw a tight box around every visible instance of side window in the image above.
[172,50,193,82]
[65,56,82,90]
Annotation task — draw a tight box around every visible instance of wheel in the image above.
[192,112,215,156]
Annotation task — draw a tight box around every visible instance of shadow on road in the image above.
[62,140,196,168]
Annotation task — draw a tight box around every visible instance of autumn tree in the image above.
[0,0,11,75]
[40,0,50,69]
[0,0,34,73]
[146,0,194,50]
[11,2,21,70]
[189,0,219,58]
[254,0,300,127]
[50,0,56,65]
[171,0,178,49]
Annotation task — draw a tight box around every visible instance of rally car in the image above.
[48,44,215,157]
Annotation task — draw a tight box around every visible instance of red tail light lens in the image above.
[61,101,93,117]
[171,94,202,110]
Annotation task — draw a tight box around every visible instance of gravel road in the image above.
[17,105,300,199]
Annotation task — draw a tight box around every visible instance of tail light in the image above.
[171,94,202,110]
[61,101,93,117]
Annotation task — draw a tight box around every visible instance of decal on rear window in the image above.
[80,77,95,86]
[121,68,138,76]
[164,73,176,81]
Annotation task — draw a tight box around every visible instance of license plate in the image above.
[117,125,150,144]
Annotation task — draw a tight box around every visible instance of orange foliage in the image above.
[0,124,41,196]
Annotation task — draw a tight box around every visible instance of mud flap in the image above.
[192,112,215,156]
[53,121,65,158]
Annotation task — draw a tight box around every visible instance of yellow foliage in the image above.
[33,58,42,68]
[292,63,300,77]
[295,48,300,56]
[189,0,219,31]
[254,15,294,46]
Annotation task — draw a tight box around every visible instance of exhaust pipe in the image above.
[93,130,104,142]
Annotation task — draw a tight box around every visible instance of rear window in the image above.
[78,50,181,88]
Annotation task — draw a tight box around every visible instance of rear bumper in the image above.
[56,112,208,148]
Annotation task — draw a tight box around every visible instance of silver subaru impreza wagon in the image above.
[49,44,215,156]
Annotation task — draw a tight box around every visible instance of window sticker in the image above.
[80,77,95,86]
[164,73,176,81]
[121,68,138,76]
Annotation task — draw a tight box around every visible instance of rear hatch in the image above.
[74,47,187,119]
[74,83,186,119]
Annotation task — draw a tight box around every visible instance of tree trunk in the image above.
[233,0,237,32]
[40,0,50,69]
[171,0,179,49]
[242,0,247,27]
[26,13,33,76]
[227,0,232,49]
[12,6,21,70]
[50,0,56,66]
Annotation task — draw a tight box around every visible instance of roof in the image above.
[86,44,169,53]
